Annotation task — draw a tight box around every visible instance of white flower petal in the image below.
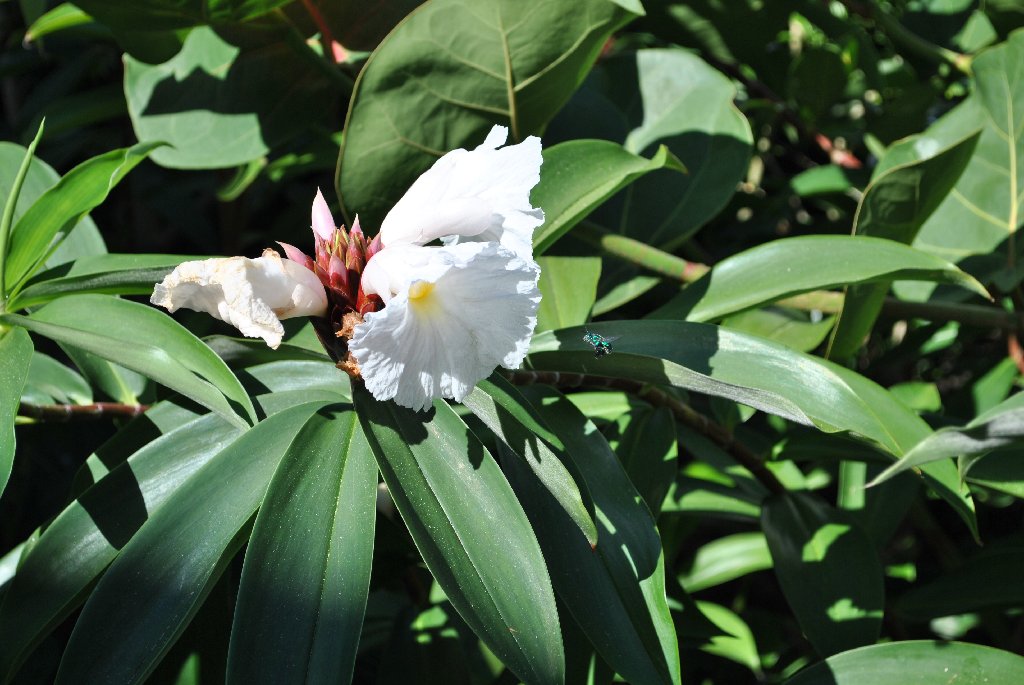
[378,124,544,259]
[151,250,327,349]
[349,242,540,411]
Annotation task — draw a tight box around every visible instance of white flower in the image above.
[378,125,543,260]
[351,242,540,411]
[151,249,327,349]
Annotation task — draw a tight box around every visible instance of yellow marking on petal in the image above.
[409,280,435,300]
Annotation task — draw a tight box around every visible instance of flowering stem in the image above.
[503,369,787,495]
[18,401,150,422]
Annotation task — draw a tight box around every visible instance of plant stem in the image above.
[503,369,788,495]
[18,401,149,421]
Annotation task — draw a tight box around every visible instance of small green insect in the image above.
[582,329,619,358]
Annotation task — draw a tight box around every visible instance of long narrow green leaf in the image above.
[527,321,977,541]
[762,492,884,657]
[353,384,564,685]
[651,235,989,323]
[504,386,680,685]
[0,327,32,498]
[462,376,597,546]
[10,253,191,309]
[2,294,257,428]
[227,409,377,685]
[53,401,333,685]
[783,641,1024,685]
[4,142,161,292]
[0,412,243,682]
[0,121,45,297]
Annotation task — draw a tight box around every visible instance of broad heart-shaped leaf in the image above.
[73,0,292,31]
[352,384,563,685]
[0,412,243,682]
[228,409,377,685]
[462,377,597,546]
[4,142,159,293]
[0,327,32,498]
[500,386,680,685]
[1,295,257,428]
[896,30,1024,301]
[53,401,333,685]
[527,321,979,539]
[762,492,884,658]
[535,256,601,332]
[532,141,685,254]
[782,641,1024,685]
[649,235,990,323]
[11,253,192,309]
[828,129,982,358]
[554,48,751,250]
[125,25,339,169]
[894,534,1024,620]
[337,0,640,228]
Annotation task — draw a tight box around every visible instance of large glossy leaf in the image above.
[898,31,1024,300]
[0,327,32,498]
[337,0,640,227]
[2,295,257,428]
[228,409,377,685]
[650,235,989,322]
[0,412,242,682]
[353,384,563,685]
[560,48,752,250]
[535,256,601,332]
[762,492,884,657]
[612,405,678,515]
[783,641,1024,685]
[4,143,159,292]
[829,130,982,357]
[461,377,597,545]
[527,321,978,538]
[53,401,332,685]
[59,344,147,405]
[503,386,680,685]
[125,25,339,168]
[73,0,292,31]
[532,141,684,253]
[11,253,191,309]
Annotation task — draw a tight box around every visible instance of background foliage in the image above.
[1,0,1024,683]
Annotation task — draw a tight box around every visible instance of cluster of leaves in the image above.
[1,0,1024,683]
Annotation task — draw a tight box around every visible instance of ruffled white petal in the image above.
[350,242,541,411]
[151,250,327,349]
[378,125,544,259]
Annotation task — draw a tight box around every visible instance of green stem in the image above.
[0,120,45,304]
[865,3,972,74]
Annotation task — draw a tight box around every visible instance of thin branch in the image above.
[18,401,150,422]
[503,369,788,496]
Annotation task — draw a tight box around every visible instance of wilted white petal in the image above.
[151,250,327,349]
[378,124,544,259]
[350,242,540,411]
